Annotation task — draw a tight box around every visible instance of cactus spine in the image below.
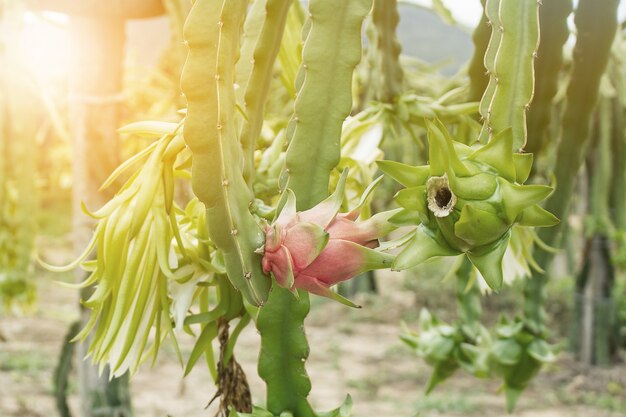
[181,0,270,306]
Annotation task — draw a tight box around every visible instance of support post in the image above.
[68,16,132,417]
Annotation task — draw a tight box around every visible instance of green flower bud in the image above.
[401,310,461,393]
[488,317,557,413]
[378,121,559,289]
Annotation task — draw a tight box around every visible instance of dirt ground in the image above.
[2,268,626,417]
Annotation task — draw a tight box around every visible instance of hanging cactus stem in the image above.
[525,0,619,333]
[284,0,373,210]
[479,0,539,148]
[181,0,270,306]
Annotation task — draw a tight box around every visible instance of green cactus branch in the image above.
[284,0,373,210]
[368,0,404,103]
[520,0,572,340]
[608,37,626,231]
[240,0,293,186]
[277,2,305,97]
[467,0,490,103]
[588,98,613,234]
[257,284,315,417]
[181,0,270,306]
[455,258,481,332]
[525,0,572,156]
[237,0,268,105]
[610,95,626,230]
[525,0,620,330]
[478,0,539,149]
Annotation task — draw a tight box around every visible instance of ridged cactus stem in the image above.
[538,0,619,252]
[523,271,548,332]
[610,95,626,229]
[467,0,490,103]
[478,0,539,149]
[283,0,373,209]
[368,0,404,103]
[181,0,270,306]
[588,99,613,233]
[256,0,371,415]
[236,0,267,104]
[525,0,619,330]
[522,0,572,331]
[455,258,481,333]
[240,0,293,186]
[609,40,626,230]
[525,0,572,156]
[277,2,305,97]
[257,284,315,417]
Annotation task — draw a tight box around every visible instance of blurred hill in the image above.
[126,3,473,75]
[397,3,473,75]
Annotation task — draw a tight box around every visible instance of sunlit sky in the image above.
[15,1,626,83]
[21,11,70,82]
[410,0,626,27]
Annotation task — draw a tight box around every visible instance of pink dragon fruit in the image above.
[261,174,397,307]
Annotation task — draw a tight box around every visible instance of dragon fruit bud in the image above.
[378,121,558,290]
[261,172,397,307]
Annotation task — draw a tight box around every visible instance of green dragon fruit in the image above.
[378,121,558,289]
